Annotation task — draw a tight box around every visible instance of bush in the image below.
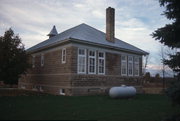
[166,80,180,106]
[162,114,180,121]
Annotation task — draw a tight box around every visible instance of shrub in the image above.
[166,80,180,106]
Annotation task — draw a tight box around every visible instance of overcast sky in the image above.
[0,0,173,76]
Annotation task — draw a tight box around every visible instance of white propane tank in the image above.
[109,85,136,98]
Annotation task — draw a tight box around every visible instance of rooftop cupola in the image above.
[47,25,58,38]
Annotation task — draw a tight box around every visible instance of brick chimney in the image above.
[106,7,115,43]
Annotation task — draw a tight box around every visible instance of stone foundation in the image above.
[19,74,143,96]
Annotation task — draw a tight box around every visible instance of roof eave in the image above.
[27,37,148,55]
[69,38,148,55]
[26,38,71,54]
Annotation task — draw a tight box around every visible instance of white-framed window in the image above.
[134,57,139,76]
[121,55,127,76]
[62,48,66,64]
[59,89,65,95]
[78,48,86,74]
[41,54,44,67]
[98,52,105,74]
[128,56,133,76]
[32,55,35,68]
[88,50,96,74]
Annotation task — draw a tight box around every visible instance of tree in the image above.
[152,0,180,105]
[0,28,30,86]
[160,46,166,88]
[155,73,160,78]
[144,72,151,83]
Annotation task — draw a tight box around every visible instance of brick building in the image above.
[19,7,148,95]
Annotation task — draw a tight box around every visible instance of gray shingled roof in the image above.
[27,23,148,55]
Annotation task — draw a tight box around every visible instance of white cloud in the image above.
[92,10,104,19]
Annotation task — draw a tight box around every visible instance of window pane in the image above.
[41,54,44,66]
[99,59,104,73]
[63,55,65,61]
[121,55,128,75]
[134,56,139,76]
[88,50,96,74]
[128,56,133,76]
[77,49,86,73]
[89,51,95,56]
[134,63,139,76]
[62,48,66,63]
[79,49,85,55]
[89,58,95,73]
[99,52,104,57]
[128,63,133,75]
[134,57,139,62]
[121,61,127,75]
[98,52,105,74]
[78,56,86,73]
[99,59,102,66]
[128,56,133,61]
[122,56,126,61]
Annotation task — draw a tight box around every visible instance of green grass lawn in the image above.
[0,94,179,121]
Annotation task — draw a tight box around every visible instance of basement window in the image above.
[62,48,66,64]
[59,89,65,95]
